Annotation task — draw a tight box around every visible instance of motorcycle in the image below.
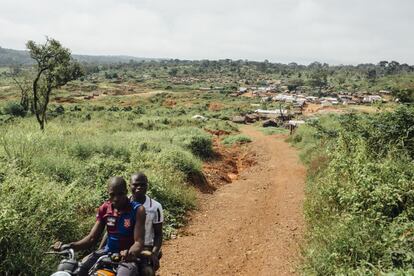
[48,248,121,276]
[48,248,154,276]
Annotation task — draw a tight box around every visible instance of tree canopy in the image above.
[26,38,83,130]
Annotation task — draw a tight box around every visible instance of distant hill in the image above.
[0,47,33,66]
[0,46,156,66]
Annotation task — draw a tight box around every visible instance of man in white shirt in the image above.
[130,172,164,275]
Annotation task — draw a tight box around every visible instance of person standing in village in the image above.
[130,172,164,276]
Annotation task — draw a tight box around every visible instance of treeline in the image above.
[82,59,414,78]
[2,45,413,77]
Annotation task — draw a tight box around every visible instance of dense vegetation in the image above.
[291,107,414,274]
[0,91,244,275]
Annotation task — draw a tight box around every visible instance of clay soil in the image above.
[159,125,306,275]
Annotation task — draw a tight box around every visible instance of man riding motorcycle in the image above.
[99,172,164,276]
[130,172,164,275]
[53,176,146,276]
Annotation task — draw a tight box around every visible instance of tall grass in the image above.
[291,107,414,275]
[0,109,216,275]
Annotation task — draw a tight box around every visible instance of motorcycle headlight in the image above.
[50,272,72,276]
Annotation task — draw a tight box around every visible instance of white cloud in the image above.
[0,0,413,64]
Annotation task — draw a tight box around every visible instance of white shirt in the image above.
[142,195,164,246]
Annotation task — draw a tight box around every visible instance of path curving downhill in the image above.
[159,125,306,275]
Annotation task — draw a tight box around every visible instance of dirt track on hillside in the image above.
[159,125,306,275]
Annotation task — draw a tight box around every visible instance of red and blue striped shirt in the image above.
[96,201,140,253]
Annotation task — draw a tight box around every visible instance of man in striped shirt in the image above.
[130,172,164,275]
[54,176,145,276]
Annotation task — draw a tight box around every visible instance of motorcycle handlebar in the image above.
[45,249,75,260]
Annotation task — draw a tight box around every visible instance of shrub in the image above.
[31,153,80,183]
[92,105,105,111]
[70,105,82,111]
[133,106,146,114]
[298,107,414,274]
[174,129,213,159]
[157,147,202,176]
[222,134,252,146]
[67,140,130,161]
[3,102,26,117]
[55,105,65,114]
[68,142,95,160]
[82,155,127,188]
[108,106,119,112]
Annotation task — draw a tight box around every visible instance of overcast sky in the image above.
[1,0,413,64]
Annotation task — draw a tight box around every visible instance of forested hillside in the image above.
[0,46,153,66]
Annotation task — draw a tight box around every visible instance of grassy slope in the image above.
[289,108,414,275]
[0,91,250,275]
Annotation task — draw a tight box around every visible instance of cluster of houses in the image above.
[261,93,385,106]
[230,108,306,135]
[231,85,389,107]
[230,84,281,96]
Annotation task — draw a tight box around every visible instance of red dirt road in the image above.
[159,126,306,275]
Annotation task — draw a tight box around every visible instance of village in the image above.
[231,82,390,105]
[221,80,392,132]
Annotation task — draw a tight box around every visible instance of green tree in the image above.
[287,78,304,92]
[309,68,328,94]
[168,68,178,77]
[386,60,401,75]
[366,69,377,84]
[26,38,83,130]
[393,88,414,103]
[336,75,346,87]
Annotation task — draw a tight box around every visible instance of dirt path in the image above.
[159,125,306,275]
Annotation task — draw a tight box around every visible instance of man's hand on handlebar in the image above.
[120,249,136,262]
[51,241,72,251]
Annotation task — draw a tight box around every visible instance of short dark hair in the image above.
[108,176,127,191]
[131,172,148,184]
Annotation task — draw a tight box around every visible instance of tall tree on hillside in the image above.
[26,38,83,130]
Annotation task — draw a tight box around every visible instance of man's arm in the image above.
[151,222,163,270]
[126,205,146,259]
[152,203,164,257]
[98,231,108,250]
[68,220,105,251]
[152,223,163,256]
